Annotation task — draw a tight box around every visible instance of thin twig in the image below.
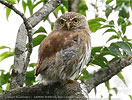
[47,17,52,25]
[53,11,58,18]
[0,0,33,89]
[68,0,71,12]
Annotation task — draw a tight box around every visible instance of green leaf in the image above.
[81,69,90,76]
[89,22,101,32]
[109,93,112,100]
[100,47,120,57]
[55,5,67,14]
[129,95,132,100]
[108,45,122,57]
[130,0,132,9]
[32,34,46,47]
[109,20,114,25]
[117,72,127,86]
[0,88,3,93]
[0,71,11,85]
[92,55,108,68]
[60,6,66,14]
[0,51,14,62]
[116,0,124,6]
[43,16,48,22]
[89,17,106,22]
[9,64,13,72]
[6,7,11,20]
[88,18,106,32]
[6,83,10,90]
[100,25,114,29]
[22,0,27,13]
[5,0,16,4]
[109,57,120,63]
[0,46,10,50]
[62,0,68,9]
[122,36,132,42]
[77,1,88,16]
[27,0,33,15]
[29,63,36,68]
[106,35,119,43]
[79,69,92,81]
[105,5,113,18]
[33,26,47,35]
[26,34,46,49]
[121,22,126,34]
[103,29,117,35]
[33,0,43,9]
[105,81,110,91]
[117,17,124,26]
[119,6,129,19]
[106,0,113,4]
[43,0,48,4]
[116,41,132,56]
[117,31,121,37]
[124,1,130,7]
[51,23,54,30]
[91,46,103,56]
[112,87,118,94]
[25,70,35,86]
[127,42,132,48]
[55,6,61,14]
[125,19,131,26]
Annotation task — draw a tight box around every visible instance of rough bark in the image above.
[85,56,132,93]
[0,57,131,100]
[0,82,87,100]
[0,0,33,90]
[9,0,64,89]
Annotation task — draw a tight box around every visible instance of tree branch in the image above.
[0,82,87,100]
[71,0,80,12]
[86,56,132,93]
[0,57,131,100]
[68,0,72,12]
[0,0,64,89]
[0,0,33,89]
[47,17,52,25]
[53,11,58,18]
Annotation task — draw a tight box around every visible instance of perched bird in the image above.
[35,12,91,85]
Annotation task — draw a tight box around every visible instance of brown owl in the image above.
[35,12,91,85]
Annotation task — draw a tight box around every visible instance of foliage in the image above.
[0,0,132,99]
[129,95,132,100]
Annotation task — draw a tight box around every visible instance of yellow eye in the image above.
[59,20,65,26]
[73,18,79,24]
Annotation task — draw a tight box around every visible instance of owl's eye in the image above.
[59,20,65,26]
[73,18,79,24]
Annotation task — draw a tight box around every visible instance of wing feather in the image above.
[35,29,90,76]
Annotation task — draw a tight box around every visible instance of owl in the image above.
[35,12,91,85]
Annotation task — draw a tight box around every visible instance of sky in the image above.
[0,0,132,100]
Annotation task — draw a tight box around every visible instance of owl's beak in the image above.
[66,22,71,30]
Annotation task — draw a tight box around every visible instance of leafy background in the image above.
[0,0,132,100]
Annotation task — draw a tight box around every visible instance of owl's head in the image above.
[54,12,88,30]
